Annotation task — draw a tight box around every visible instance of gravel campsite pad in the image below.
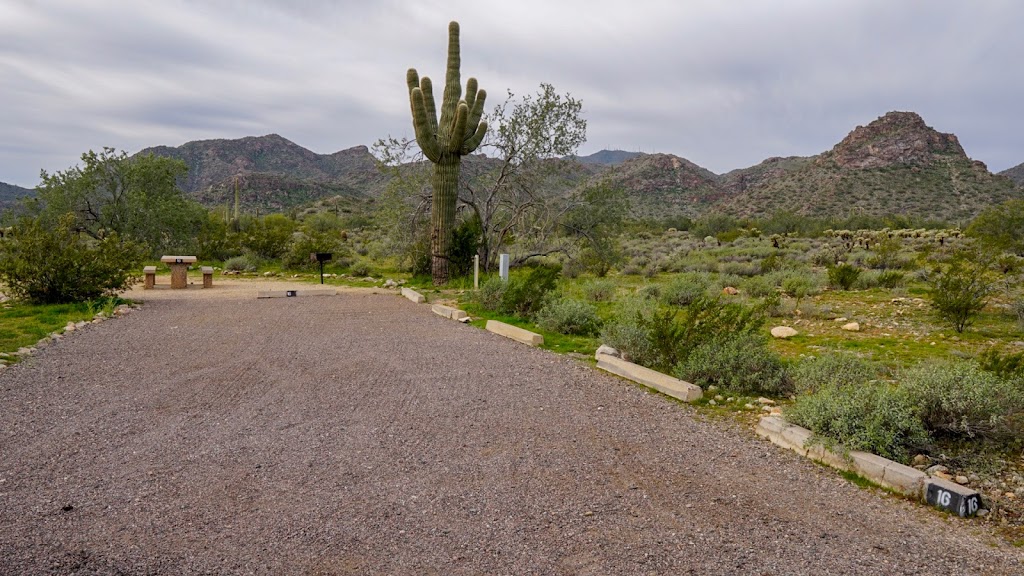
[1,286,1022,574]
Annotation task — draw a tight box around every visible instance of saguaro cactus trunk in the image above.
[407,21,487,285]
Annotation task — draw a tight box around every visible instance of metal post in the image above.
[320,260,325,284]
[499,253,510,282]
[474,255,479,289]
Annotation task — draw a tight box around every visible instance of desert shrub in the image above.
[791,352,878,394]
[500,265,560,317]
[781,270,822,310]
[901,360,1024,440]
[283,231,343,270]
[877,270,906,289]
[721,261,761,277]
[978,347,1024,380]
[675,333,791,396]
[810,246,843,267]
[1012,298,1024,330]
[741,275,776,297]
[0,214,146,304]
[787,382,929,462]
[635,284,661,300]
[582,279,616,302]
[661,273,710,306]
[621,261,643,276]
[601,295,658,365]
[448,218,481,278]
[927,250,998,333]
[350,260,371,277]
[475,277,508,311]
[866,238,909,270]
[827,263,861,290]
[536,298,601,336]
[760,252,785,273]
[224,254,258,272]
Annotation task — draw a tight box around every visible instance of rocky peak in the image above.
[825,111,966,169]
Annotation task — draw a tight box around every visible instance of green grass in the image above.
[459,300,600,356]
[0,298,124,356]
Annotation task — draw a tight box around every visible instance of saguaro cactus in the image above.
[408,21,487,285]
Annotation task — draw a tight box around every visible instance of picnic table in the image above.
[160,256,198,289]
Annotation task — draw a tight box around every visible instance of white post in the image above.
[474,255,479,289]
[499,253,510,282]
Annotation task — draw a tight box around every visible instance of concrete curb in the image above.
[401,287,426,304]
[756,415,982,516]
[431,304,468,321]
[595,353,702,403]
[256,289,337,299]
[485,320,543,346]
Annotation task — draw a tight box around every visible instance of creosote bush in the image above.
[498,265,560,317]
[675,333,790,396]
[0,214,145,304]
[787,382,929,462]
[660,273,710,306]
[535,298,601,336]
[927,249,998,333]
[582,278,616,302]
[827,263,861,291]
[791,352,878,395]
[901,360,1024,440]
[224,254,258,272]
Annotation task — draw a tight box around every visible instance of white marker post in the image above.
[474,255,479,289]
[499,253,510,282]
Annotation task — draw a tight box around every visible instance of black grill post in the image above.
[310,252,333,284]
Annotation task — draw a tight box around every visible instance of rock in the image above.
[757,397,775,405]
[75,321,87,329]
[926,464,949,476]
[934,471,954,481]
[726,397,735,403]
[841,322,861,332]
[912,454,930,466]
[744,403,756,410]
[834,317,848,323]
[714,395,724,401]
[761,405,773,412]
[383,279,398,288]
[955,475,969,485]
[708,399,717,406]
[771,326,798,339]
[596,345,621,359]
[707,385,719,392]
[976,509,989,518]
[722,286,739,296]
[363,277,376,282]
[65,322,76,332]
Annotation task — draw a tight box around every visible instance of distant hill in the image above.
[714,112,1022,222]
[573,150,645,166]
[138,134,386,213]
[999,162,1024,185]
[0,181,34,212]
[597,153,728,219]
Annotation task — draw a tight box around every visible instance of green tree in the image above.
[0,214,146,303]
[927,247,999,333]
[35,147,204,256]
[407,21,488,285]
[562,182,628,276]
[967,199,1024,256]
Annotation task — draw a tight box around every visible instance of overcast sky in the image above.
[1,0,1021,187]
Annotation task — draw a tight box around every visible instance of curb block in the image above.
[485,320,543,346]
[401,287,426,304]
[756,415,981,516]
[431,304,468,321]
[257,289,337,299]
[595,353,702,403]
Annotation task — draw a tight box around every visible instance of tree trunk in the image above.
[430,154,460,285]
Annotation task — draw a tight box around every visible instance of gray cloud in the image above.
[1,0,1021,186]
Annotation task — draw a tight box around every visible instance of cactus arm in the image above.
[464,78,477,116]
[465,88,486,140]
[461,120,487,155]
[411,88,441,162]
[437,21,462,143]
[420,77,438,136]
[448,102,469,153]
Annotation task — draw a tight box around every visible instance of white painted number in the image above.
[967,497,979,515]
[937,490,951,507]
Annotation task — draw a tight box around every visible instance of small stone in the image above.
[761,405,773,412]
[926,464,949,475]
[582,510,594,517]
[722,286,739,296]
[714,395,724,402]
[65,322,76,332]
[912,454,929,466]
[596,345,621,359]
[708,399,717,406]
[707,385,719,392]
[1004,492,1016,500]
[75,321,87,329]
[383,279,398,288]
[757,397,775,405]
[834,317,848,323]
[934,471,953,481]
[841,322,861,332]
[744,403,756,410]
[263,271,273,277]
[955,475,969,485]
[726,397,735,403]
[771,326,798,339]
[976,509,989,518]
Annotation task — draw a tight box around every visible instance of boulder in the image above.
[841,322,861,332]
[595,345,621,359]
[722,286,739,296]
[771,326,798,339]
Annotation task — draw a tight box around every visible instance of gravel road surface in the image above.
[1,287,1021,574]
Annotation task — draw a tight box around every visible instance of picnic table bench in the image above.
[143,257,213,290]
